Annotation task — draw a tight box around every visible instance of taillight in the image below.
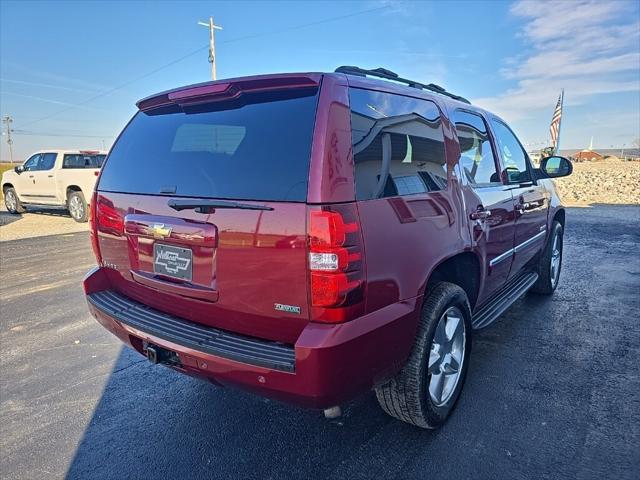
[90,193,125,265]
[96,195,125,236]
[308,205,365,322]
[89,191,101,263]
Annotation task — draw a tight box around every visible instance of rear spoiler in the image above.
[136,74,321,112]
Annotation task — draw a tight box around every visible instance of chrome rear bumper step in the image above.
[87,290,296,372]
[472,272,538,330]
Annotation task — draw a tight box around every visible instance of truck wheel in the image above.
[67,191,88,222]
[530,221,563,295]
[4,187,25,214]
[375,282,472,428]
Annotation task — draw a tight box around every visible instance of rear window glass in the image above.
[98,89,318,201]
[63,154,106,169]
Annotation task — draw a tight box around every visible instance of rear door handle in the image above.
[470,208,492,220]
[47,175,54,178]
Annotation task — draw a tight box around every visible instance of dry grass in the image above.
[0,164,16,200]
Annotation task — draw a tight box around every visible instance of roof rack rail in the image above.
[334,65,471,105]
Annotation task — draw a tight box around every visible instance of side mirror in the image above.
[540,156,572,178]
[14,165,24,174]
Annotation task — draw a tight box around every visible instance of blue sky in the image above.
[1,0,638,161]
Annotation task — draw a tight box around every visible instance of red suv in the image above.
[84,66,572,428]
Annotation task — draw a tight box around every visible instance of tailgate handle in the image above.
[130,270,219,302]
[167,198,274,213]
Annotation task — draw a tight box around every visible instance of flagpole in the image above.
[555,89,564,155]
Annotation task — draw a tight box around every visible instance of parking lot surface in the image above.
[0,206,88,242]
[1,205,638,479]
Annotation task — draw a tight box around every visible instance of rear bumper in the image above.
[84,266,420,409]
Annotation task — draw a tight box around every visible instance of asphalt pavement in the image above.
[1,206,639,480]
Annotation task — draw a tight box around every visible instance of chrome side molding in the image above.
[489,227,547,267]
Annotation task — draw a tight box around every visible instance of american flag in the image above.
[549,90,564,152]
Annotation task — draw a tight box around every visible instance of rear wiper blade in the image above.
[167,199,274,213]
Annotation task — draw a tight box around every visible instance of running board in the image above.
[472,272,538,330]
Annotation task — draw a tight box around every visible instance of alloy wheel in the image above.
[428,306,466,407]
[69,196,83,220]
[550,232,562,288]
[5,191,17,212]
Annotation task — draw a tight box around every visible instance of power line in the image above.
[215,6,386,45]
[20,6,385,129]
[12,130,113,138]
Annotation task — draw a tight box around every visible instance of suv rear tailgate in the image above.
[94,79,319,344]
[96,192,308,344]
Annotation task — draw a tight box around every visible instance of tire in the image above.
[67,190,88,223]
[530,221,563,295]
[4,187,25,214]
[375,282,472,429]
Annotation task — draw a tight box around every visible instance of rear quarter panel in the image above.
[55,168,100,202]
[307,74,355,203]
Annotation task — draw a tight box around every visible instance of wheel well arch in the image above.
[553,208,565,229]
[66,185,83,201]
[425,252,481,310]
[3,183,14,193]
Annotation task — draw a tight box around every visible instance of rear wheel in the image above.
[531,221,563,295]
[4,187,25,214]
[67,191,88,222]
[375,282,472,428]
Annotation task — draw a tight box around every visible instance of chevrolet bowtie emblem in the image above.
[150,223,172,239]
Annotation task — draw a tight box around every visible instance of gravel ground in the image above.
[0,206,88,242]
[0,205,638,480]
[554,159,640,206]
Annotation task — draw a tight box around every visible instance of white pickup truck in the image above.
[2,150,107,222]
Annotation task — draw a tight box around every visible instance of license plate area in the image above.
[153,243,193,281]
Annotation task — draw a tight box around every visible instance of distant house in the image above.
[572,149,604,162]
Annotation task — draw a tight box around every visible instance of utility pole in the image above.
[2,116,14,166]
[197,17,223,80]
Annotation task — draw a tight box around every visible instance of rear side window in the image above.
[63,154,106,169]
[349,88,447,200]
[99,89,318,201]
[453,110,500,186]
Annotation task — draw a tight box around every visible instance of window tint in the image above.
[99,89,318,201]
[38,153,57,171]
[349,88,447,200]
[453,110,500,185]
[63,154,106,169]
[490,119,531,184]
[23,154,40,171]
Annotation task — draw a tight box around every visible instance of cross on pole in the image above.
[197,17,223,80]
